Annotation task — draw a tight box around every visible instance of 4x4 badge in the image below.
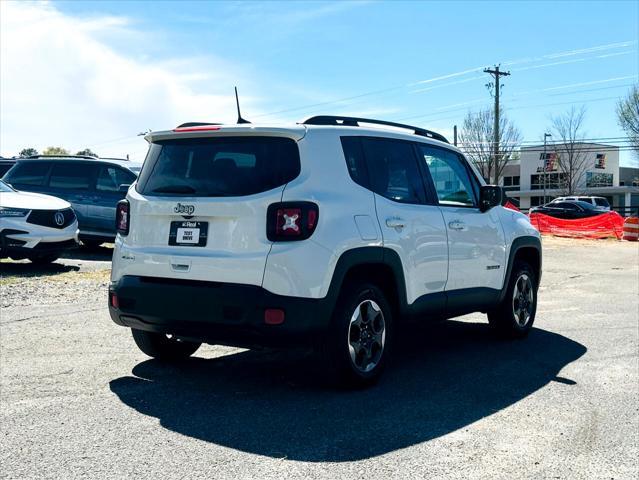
[174,203,195,215]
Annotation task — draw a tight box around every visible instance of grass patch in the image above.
[0,268,110,286]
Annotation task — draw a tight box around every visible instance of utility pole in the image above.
[484,65,510,184]
[542,132,552,204]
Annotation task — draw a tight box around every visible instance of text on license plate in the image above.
[177,227,199,243]
[169,220,208,246]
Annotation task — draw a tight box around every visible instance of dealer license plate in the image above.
[169,221,208,247]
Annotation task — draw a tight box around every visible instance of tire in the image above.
[27,254,59,265]
[488,260,538,338]
[131,329,201,361]
[319,282,394,388]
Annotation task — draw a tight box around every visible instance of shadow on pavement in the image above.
[61,244,113,261]
[0,261,79,277]
[110,320,586,462]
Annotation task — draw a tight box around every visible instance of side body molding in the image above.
[325,237,541,322]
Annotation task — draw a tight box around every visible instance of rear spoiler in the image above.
[145,125,307,143]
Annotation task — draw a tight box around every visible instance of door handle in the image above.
[448,220,466,230]
[385,217,406,228]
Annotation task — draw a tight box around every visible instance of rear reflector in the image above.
[173,125,222,132]
[264,308,285,325]
[110,292,119,309]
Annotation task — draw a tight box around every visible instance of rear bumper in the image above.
[108,275,334,348]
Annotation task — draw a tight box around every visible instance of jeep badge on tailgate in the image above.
[174,203,195,215]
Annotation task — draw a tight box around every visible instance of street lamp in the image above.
[542,133,552,204]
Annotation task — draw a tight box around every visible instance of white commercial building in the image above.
[500,142,639,211]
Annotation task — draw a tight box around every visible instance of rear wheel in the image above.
[131,329,201,361]
[488,261,537,338]
[27,254,59,265]
[319,282,393,388]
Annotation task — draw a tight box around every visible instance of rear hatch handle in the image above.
[170,258,191,272]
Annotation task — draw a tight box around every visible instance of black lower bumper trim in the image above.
[109,275,334,348]
[0,235,78,259]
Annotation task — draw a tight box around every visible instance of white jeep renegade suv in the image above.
[109,116,542,387]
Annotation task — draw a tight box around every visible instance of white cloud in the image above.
[0,1,258,160]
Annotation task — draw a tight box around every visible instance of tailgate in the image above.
[116,134,301,286]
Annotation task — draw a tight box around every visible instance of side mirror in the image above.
[479,185,503,212]
[118,184,131,193]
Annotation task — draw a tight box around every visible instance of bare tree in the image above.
[616,84,639,154]
[459,107,522,183]
[549,106,589,195]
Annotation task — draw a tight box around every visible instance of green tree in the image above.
[18,148,38,157]
[76,148,98,157]
[42,146,69,156]
[616,84,639,154]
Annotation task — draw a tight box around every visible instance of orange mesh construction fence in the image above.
[528,211,626,240]
[504,200,520,212]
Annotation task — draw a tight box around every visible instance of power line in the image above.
[547,83,636,97]
[458,145,637,151]
[252,42,637,120]
[400,93,627,125]
[504,95,622,111]
[460,137,634,146]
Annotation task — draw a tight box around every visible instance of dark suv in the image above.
[4,156,141,246]
[0,157,17,178]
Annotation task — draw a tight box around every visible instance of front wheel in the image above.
[488,261,538,338]
[131,329,201,361]
[319,282,393,388]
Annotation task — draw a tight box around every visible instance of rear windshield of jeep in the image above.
[137,136,300,197]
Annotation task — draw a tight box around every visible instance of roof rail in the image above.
[100,157,130,162]
[27,154,98,160]
[301,115,449,143]
[176,122,223,128]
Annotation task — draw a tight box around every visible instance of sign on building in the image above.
[537,152,558,173]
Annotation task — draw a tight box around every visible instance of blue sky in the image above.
[1,1,637,165]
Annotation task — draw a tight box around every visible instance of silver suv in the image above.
[4,156,142,246]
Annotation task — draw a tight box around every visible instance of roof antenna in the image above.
[235,86,251,124]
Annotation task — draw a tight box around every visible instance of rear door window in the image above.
[137,137,300,197]
[4,162,51,186]
[359,137,426,204]
[96,166,136,192]
[0,163,14,177]
[48,163,96,190]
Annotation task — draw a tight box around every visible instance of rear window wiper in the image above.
[150,185,197,194]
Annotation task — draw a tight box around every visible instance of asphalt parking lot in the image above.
[1,238,638,479]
